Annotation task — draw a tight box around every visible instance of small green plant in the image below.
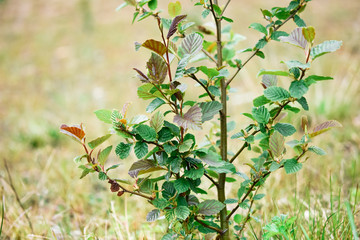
[60,0,343,239]
[262,214,297,240]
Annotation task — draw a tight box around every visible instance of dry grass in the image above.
[0,0,359,239]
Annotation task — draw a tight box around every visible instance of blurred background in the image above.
[0,0,359,239]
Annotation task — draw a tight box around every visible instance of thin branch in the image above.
[226,50,259,87]
[226,4,304,87]
[237,189,258,237]
[194,215,225,234]
[188,74,215,101]
[204,172,219,187]
[229,130,259,163]
[202,49,217,64]
[227,149,308,221]
[221,0,231,17]
[3,159,34,233]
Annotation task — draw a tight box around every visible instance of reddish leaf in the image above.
[174,104,202,130]
[60,124,85,143]
[167,15,187,39]
[146,53,168,84]
[133,68,149,83]
[279,27,307,49]
[309,120,342,138]
[142,39,167,56]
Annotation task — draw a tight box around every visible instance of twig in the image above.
[221,0,231,17]
[202,49,217,64]
[188,74,215,101]
[3,159,34,233]
[229,130,259,163]
[225,4,304,87]
[194,215,225,234]
[204,172,219,187]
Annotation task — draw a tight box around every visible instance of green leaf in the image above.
[199,151,224,167]
[198,200,225,216]
[224,198,238,204]
[282,60,310,70]
[208,162,236,174]
[271,31,289,41]
[158,127,174,142]
[274,123,296,137]
[184,168,204,180]
[258,69,290,77]
[180,33,203,56]
[269,131,285,158]
[94,109,112,124]
[136,125,157,141]
[309,120,342,138]
[294,15,306,27]
[253,194,265,200]
[146,98,166,113]
[115,142,132,159]
[174,55,190,80]
[137,84,163,100]
[168,1,182,18]
[284,158,302,174]
[128,159,164,178]
[305,75,333,82]
[289,80,308,99]
[252,106,270,124]
[237,186,246,199]
[98,171,107,181]
[179,139,193,153]
[199,101,222,122]
[264,86,290,102]
[173,104,202,130]
[98,145,112,165]
[152,198,169,210]
[174,178,190,193]
[147,0,157,10]
[150,112,164,133]
[162,181,176,199]
[249,23,267,35]
[255,38,268,49]
[297,97,309,111]
[106,164,121,172]
[175,206,190,220]
[311,40,342,60]
[134,142,148,159]
[253,95,271,107]
[212,4,222,15]
[302,26,315,44]
[161,233,178,240]
[88,134,112,149]
[308,146,326,155]
[146,209,160,222]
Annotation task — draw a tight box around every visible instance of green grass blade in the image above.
[300,224,311,240]
[0,195,4,237]
[345,201,359,240]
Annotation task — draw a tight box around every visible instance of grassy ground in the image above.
[0,0,359,239]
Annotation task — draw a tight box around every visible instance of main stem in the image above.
[211,0,230,239]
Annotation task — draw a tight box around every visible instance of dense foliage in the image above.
[60,0,342,239]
